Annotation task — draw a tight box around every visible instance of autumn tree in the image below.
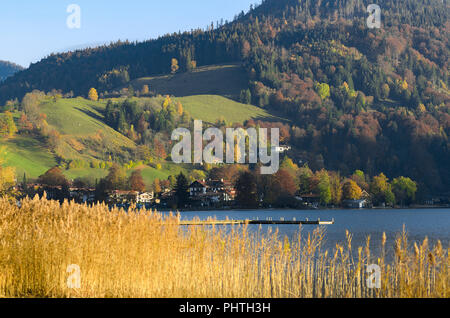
[274,169,297,196]
[153,138,166,159]
[162,95,171,109]
[0,146,16,195]
[152,179,162,194]
[0,112,18,137]
[351,170,368,191]
[176,102,183,116]
[105,163,127,190]
[316,83,331,100]
[88,88,99,101]
[171,58,179,74]
[280,156,299,176]
[18,113,33,133]
[38,167,69,187]
[329,172,343,205]
[128,170,146,192]
[168,175,177,188]
[342,180,362,201]
[241,40,251,58]
[160,179,170,192]
[370,173,395,206]
[21,90,44,123]
[141,84,150,95]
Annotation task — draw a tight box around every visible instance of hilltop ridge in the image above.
[0,60,24,82]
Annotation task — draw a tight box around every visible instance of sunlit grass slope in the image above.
[177,95,278,124]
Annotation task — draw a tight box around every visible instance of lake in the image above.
[166,208,450,257]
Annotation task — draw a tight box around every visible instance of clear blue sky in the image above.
[0,0,260,67]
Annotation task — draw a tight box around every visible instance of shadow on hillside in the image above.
[130,64,249,98]
[75,107,104,123]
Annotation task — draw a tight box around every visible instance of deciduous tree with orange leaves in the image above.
[342,180,362,200]
[171,58,179,74]
[128,170,146,192]
[88,88,98,101]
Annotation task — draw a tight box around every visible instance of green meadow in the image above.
[176,95,277,124]
[2,136,56,178]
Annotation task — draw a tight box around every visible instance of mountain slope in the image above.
[1,93,277,180]
[2,97,136,178]
[0,61,24,82]
[0,0,448,193]
[0,0,447,104]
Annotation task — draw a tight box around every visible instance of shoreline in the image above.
[153,205,450,213]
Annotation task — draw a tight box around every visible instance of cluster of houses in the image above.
[24,179,237,209]
[295,190,371,209]
[187,179,236,207]
[24,183,155,206]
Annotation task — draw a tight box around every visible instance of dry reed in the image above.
[0,196,448,298]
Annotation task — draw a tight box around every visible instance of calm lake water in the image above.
[166,208,450,256]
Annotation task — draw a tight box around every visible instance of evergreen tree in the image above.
[22,173,28,191]
[235,171,258,208]
[174,172,189,208]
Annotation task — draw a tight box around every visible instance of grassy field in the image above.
[40,97,135,148]
[2,136,57,178]
[176,95,278,124]
[39,98,108,136]
[0,97,138,179]
[0,197,448,298]
[131,63,249,99]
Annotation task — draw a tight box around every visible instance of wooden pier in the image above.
[178,218,335,226]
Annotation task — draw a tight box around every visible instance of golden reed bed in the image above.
[0,196,448,298]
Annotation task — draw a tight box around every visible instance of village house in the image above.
[27,184,67,201]
[295,192,321,208]
[189,180,207,196]
[343,199,368,209]
[189,179,236,207]
[69,187,96,204]
[137,191,154,204]
[108,190,154,205]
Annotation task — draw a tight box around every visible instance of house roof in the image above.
[190,179,235,189]
[189,180,207,188]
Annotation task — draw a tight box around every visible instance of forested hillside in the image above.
[0,0,449,194]
[0,61,23,82]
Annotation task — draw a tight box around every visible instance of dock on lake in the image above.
[178,218,335,226]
